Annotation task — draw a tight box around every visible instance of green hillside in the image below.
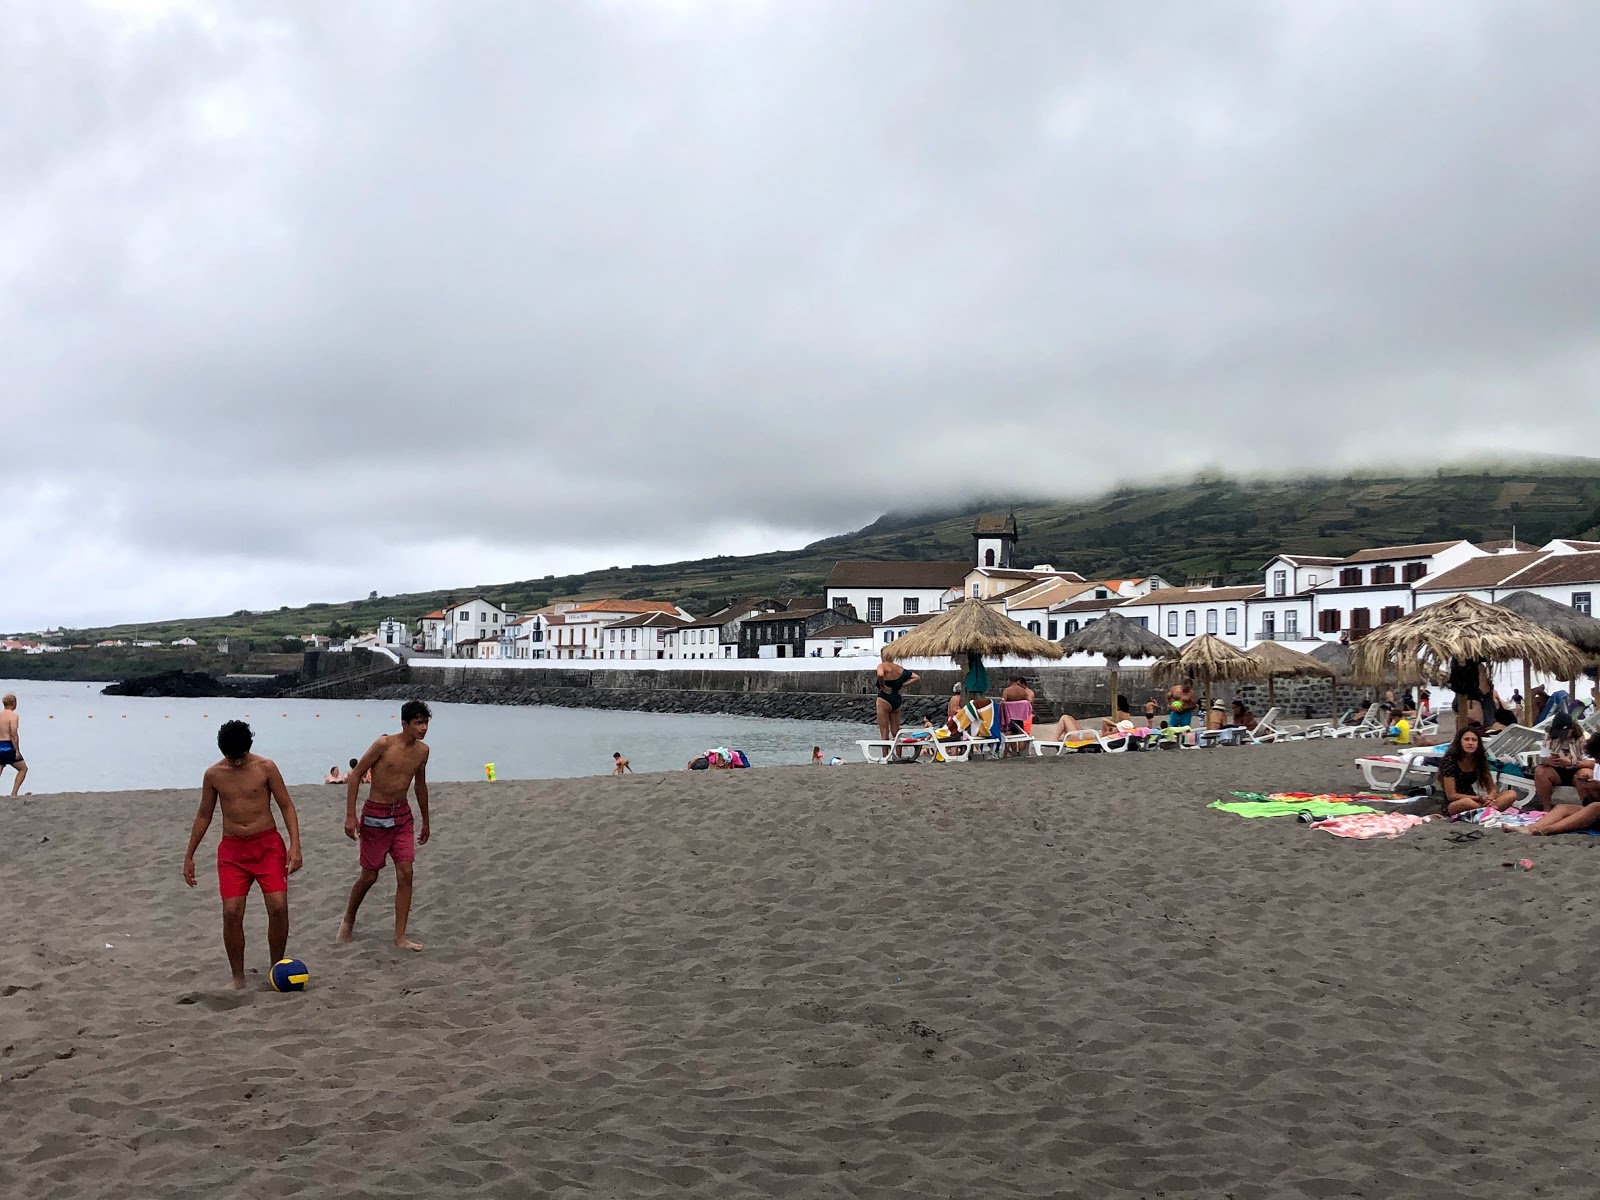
[35,459,1600,645]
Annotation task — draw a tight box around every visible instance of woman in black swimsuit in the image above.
[875,653,920,743]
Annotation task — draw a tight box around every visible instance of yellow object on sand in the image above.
[485,763,497,781]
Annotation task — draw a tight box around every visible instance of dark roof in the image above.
[741,607,826,624]
[972,513,1017,537]
[1498,551,1600,589]
[1118,584,1264,604]
[808,623,872,638]
[1552,540,1600,551]
[1414,552,1547,592]
[1340,540,1465,564]
[825,561,970,589]
[879,613,936,627]
[1052,596,1125,615]
[1263,554,1343,568]
[1477,539,1537,552]
[606,612,692,629]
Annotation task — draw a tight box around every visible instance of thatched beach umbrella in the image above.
[1494,591,1600,723]
[1310,640,1355,721]
[1351,594,1588,732]
[1151,633,1260,707]
[1057,612,1176,717]
[882,602,1062,694]
[1244,640,1334,709]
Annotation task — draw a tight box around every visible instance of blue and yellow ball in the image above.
[270,957,309,992]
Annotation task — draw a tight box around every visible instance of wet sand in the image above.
[5,739,1600,1198]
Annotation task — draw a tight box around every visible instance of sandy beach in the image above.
[6,739,1600,1198]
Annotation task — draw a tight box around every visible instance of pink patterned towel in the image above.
[1314,813,1432,840]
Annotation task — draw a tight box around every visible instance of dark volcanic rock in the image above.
[103,671,229,698]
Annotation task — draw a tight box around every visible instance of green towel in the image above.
[1208,800,1379,819]
[963,654,989,696]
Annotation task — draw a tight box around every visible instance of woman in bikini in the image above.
[875,652,920,743]
[1438,727,1520,817]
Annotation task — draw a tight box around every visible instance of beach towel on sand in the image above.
[1209,800,1379,819]
[1313,813,1431,839]
[1229,791,1392,805]
[1452,808,1541,829]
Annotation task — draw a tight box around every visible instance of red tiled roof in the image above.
[567,599,684,615]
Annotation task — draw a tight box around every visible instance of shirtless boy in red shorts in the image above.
[182,720,303,989]
[338,700,431,951]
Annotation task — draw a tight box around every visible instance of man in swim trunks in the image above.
[182,720,303,989]
[338,700,432,952]
[0,693,26,796]
[1166,681,1197,729]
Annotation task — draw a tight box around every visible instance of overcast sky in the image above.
[5,0,1600,629]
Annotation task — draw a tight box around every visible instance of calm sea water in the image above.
[0,679,861,794]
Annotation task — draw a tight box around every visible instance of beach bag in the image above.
[731,750,750,768]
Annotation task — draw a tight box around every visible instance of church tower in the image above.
[972,513,1017,569]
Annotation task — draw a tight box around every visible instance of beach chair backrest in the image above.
[998,700,1032,731]
[1486,725,1543,760]
[955,700,996,740]
[1254,706,1280,733]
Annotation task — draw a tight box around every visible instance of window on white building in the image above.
[1206,609,1218,635]
[1185,611,1196,636]
[903,597,919,615]
[1273,570,1287,597]
[1047,620,1058,639]
[866,598,884,623]
[1575,592,1593,616]
[1027,621,1041,634]
[972,584,980,598]
[1167,612,1178,637]
[1307,574,1319,587]
[1284,610,1299,636]
[1225,608,1238,635]
[459,611,469,621]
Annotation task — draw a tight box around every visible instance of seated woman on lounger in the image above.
[1519,720,1598,833]
[1047,694,1134,740]
[1438,728,1520,816]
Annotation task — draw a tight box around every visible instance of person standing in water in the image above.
[0,693,26,796]
[338,700,432,952]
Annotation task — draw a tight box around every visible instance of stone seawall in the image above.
[362,664,1386,724]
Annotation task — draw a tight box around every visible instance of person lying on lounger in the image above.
[1438,728,1520,816]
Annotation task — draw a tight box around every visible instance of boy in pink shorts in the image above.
[182,721,303,988]
[338,700,431,951]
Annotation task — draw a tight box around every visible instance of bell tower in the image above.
[972,513,1017,569]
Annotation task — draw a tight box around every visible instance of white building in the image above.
[442,597,511,657]
[602,611,692,660]
[171,637,198,647]
[544,599,693,660]
[805,623,876,658]
[1289,540,1482,644]
[418,610,448,651]
[377,618,408,648]
[824,561,970,623]
[1115,584,1264,649]
[873,612,934,651]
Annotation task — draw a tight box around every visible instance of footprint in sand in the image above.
[174,991,252,1011]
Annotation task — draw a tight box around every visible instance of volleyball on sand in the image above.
[269,958,309,992]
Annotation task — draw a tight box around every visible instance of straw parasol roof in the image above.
[1350,594,1588,686]
[1245,640,1335,680]
[881,601,1064,662]
[1057,612,1177,662]
[1150,633,1261,687]
[1245,639,1334,707]
[1309,641,1354,675]
[1494,591,1600,656]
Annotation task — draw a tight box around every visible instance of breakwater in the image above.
[364,663,1381,724]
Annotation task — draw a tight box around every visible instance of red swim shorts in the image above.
[216,829,288,899]
[359,801,415,872]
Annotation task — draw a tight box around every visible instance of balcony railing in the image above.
[1251,630,1312,641]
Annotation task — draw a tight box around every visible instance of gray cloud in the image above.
[4,0,1600,627]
